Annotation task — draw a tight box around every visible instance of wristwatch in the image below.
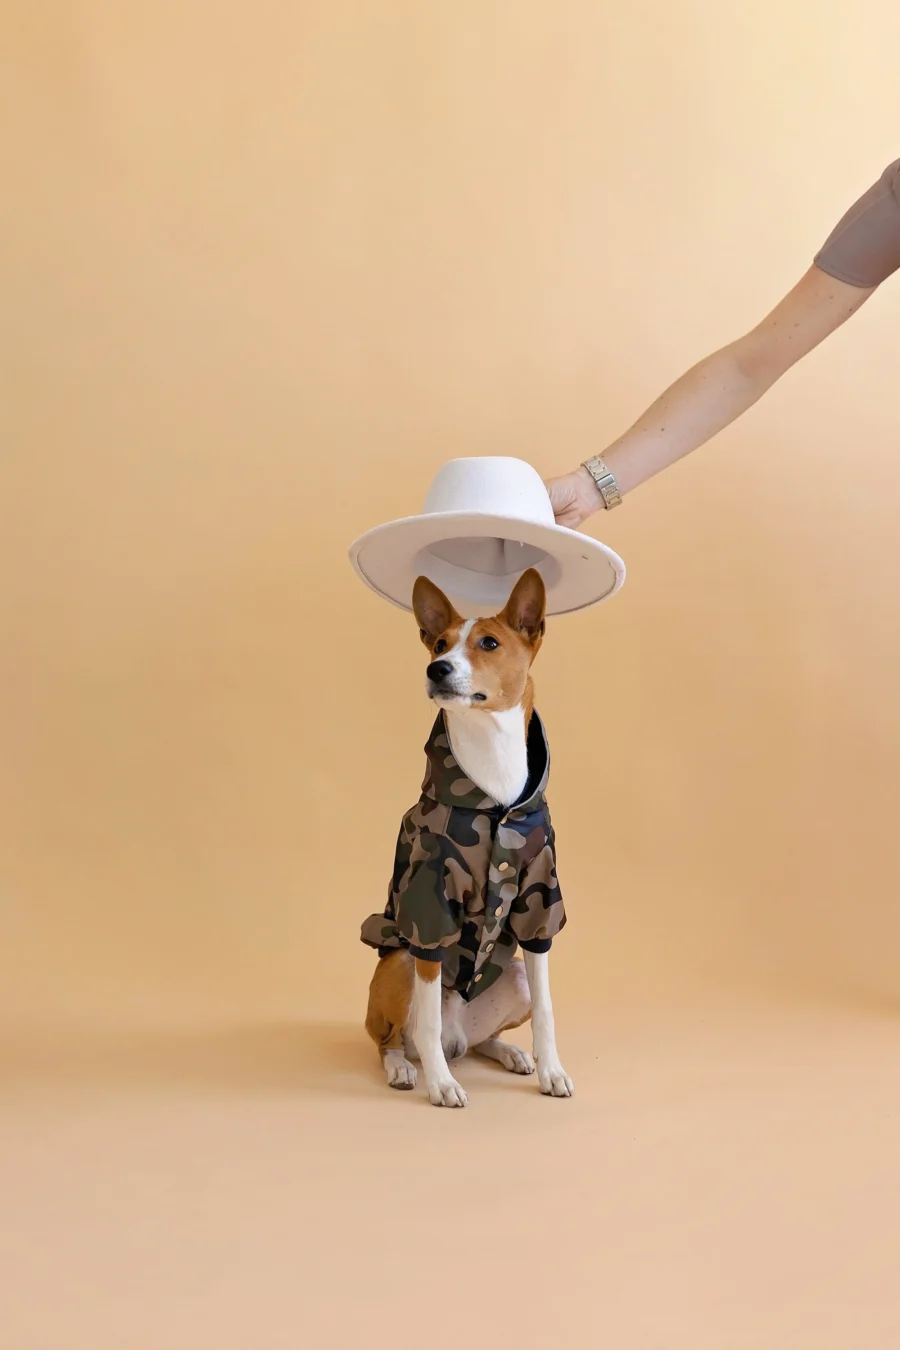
[581,455,623,510]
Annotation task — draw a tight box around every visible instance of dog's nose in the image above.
[427,660,454,683]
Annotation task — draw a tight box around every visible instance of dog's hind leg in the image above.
[365,951,417,1090]
[466,960,535,1076]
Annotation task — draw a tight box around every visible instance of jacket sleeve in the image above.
[506,821,566,953]
[394,825,464,959]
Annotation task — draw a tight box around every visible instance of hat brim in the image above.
[349,511,625,617]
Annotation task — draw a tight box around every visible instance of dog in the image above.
[361,567,573,1107]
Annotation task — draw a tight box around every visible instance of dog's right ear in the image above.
[413,576,459,646]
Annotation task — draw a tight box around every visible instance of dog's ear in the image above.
[413,576,459,646]
[501,568,546,645]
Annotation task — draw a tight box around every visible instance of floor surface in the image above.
[3,997,900,1348]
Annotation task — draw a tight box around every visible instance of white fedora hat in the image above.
[349,456,625,617]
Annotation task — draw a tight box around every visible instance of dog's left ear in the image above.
[501,568,546,645]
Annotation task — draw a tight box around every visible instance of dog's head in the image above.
[411,569,546,714]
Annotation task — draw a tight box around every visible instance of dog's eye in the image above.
[479,636,499,651]
[433,638,448,655]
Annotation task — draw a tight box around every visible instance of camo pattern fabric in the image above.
[360,710,565,1001]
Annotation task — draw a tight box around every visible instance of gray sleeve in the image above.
[814,159,900,289]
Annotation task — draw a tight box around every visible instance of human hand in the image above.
[543,466,602,529]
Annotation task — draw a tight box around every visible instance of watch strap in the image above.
[581,455,623,510]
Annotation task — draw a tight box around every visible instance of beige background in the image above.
[3,3,900,1347]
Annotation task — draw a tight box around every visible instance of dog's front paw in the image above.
[537,1061,574,1098]
[427,1076,468,1108]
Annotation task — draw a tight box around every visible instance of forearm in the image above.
[601,340,776,495]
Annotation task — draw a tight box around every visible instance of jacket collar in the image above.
[421,709,550,813]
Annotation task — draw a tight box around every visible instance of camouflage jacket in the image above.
[360,710,565,1001]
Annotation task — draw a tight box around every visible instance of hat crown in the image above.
[422,457,555,525]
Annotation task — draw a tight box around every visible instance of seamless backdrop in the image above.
[3,3,899,1025]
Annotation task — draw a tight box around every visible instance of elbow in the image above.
[728,325,798,386]
[729,334,791,388]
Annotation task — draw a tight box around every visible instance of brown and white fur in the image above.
[365,569,573,1107]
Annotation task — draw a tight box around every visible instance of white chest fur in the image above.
[445,705,528,808]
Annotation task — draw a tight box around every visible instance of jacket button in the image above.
[474,973,483,982]
[495,906,503,916]
[498,861,509,872]
[484,943,494,953]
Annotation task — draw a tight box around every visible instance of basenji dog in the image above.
[361,568,573,1107]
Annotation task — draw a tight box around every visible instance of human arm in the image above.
[547,266,875,527]
[547,158,900,528]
